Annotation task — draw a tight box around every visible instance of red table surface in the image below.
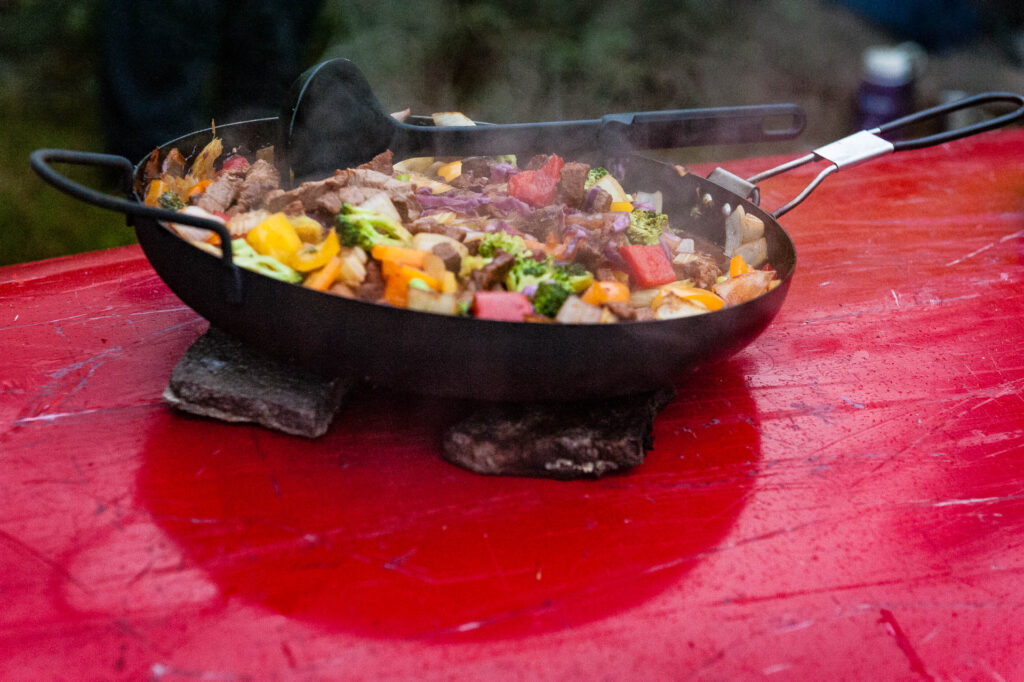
[3,129,1024,681]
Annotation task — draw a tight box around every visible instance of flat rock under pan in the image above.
[442,388,676,479]
[163,327,353,438]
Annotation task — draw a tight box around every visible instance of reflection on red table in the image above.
[2,130,1024,680]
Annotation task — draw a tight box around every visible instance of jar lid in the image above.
[863,46,914,85]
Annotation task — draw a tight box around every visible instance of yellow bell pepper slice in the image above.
[246,212,303,263]
[303,254,343,291]
[290,229,340,272]
[652,283,726,311]
[437,160,462,183]
[609,201,634,213]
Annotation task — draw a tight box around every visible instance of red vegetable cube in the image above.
[472,291,534,322]
[619,244,677,288]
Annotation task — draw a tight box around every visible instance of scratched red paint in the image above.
[2,130,1024,679]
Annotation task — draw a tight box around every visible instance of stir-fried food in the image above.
[143,136,779,323]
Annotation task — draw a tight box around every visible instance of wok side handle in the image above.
[30,149,243,302]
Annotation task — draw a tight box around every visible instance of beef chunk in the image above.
[431,242,462,272]
[673,253,722,289]
[521,205,563,241]
[587,187,613,213]
[344,168,420,221]
[472,250,515,290]
[460,156,498,178]
[195,168,246,213]
[556,162,590,208]
[357,259,386,302]
[161,148,187,178]
[442,388,676,478]
[357,150,394,175]
[604,300,637,321]
[573,239,608,272]
[227,159,280,216]
[524,154,551,171]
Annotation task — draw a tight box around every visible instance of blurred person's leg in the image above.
[100,0,221,161]
[215,0,325,123]
[100,0,324,161]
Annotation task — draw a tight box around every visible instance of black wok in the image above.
[31,93,1024,401]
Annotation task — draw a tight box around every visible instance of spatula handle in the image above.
[393,103,805,159]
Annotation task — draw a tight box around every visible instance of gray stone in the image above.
[442,388,675,479]
[163,327,353,438]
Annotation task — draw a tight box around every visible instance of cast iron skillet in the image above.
[31,93,1024,401]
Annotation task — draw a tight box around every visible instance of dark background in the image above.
[2,0,1022,266]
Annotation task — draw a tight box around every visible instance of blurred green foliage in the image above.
[2,0,1015,266]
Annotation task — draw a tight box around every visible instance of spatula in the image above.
[280,58,805,183]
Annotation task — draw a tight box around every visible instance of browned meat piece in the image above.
[573,239,608,272]
[227,159,280,216]
[449,173,489,192]
[263,172,390,222]
[588,187,613,213]
[521,205,563,241]
[604,301,637,321]
[283,200,305,217]
[460,156,498,179]
[343,168,420,221]
[556,162,590,208]
[195,168,246,213]
[357,150,393,175]
[673,253,722,289]
[357,259,386,302]
[408,216,481,241]
[137,148,160,193]
[431,242,462,272]
[316,186,385,217]
[472,250,515,290]
[442,388,676,478]
[264,171,347,213]
[161,148,187,178]
[524,154,551,171]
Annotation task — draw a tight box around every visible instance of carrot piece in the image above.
[371,245,426,268]
[186,179,213,198]
[303,255,343,291]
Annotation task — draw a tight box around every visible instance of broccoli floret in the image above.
[506,257,557,292]
[553,262,594,293]
[583,167,610,190]
[532,281,572,318]
[158,191,185,211]
[626,209,669,245]
[477,232,531,259]
[336,203,412,250]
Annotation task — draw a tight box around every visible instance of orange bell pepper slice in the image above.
[729,254,752,277]
[652,283,726,311]
[144,179,169,207]
[580,280,631,306]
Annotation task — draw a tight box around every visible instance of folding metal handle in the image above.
[30,148,242,302]
[716,91,1024,218]
[880,91,1024,151]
